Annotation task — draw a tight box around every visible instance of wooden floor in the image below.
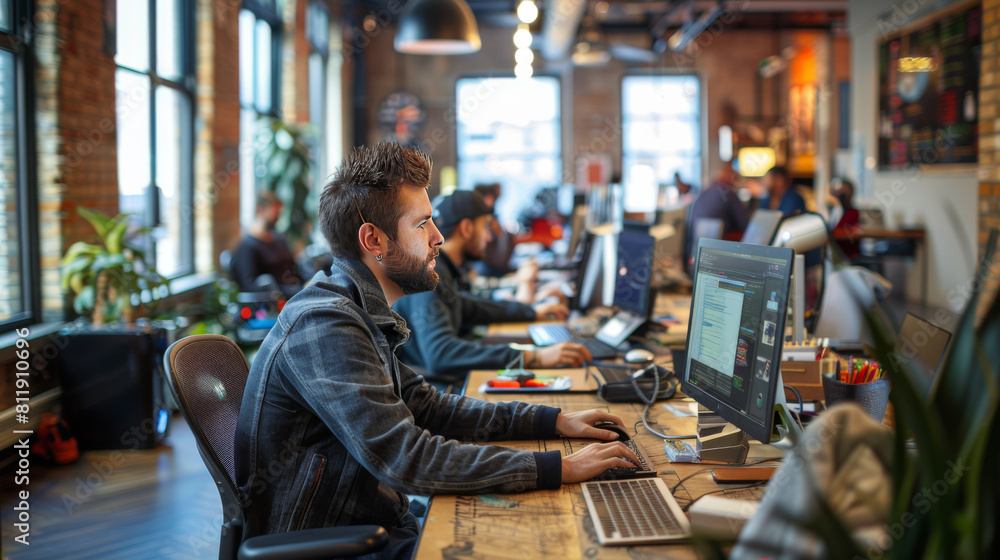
[1,414,221,560]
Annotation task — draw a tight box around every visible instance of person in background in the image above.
[830,178,861,259]
[761,166,806,217]
[686,162,750,267]
[471,183,564,306]
[230,190,305,297]
[394,190,585,384]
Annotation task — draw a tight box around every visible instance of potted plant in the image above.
[254,117,317,254]
[61,207,169,325]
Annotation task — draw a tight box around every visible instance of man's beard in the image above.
[384,238,439,295]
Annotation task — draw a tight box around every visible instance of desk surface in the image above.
[831,226,927,240]
[413,366,780,559]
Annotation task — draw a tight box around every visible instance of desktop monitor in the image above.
[613,226,656,318]
[681,239,794,445]
[741,209,784,245]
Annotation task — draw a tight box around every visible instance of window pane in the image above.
[239,10,256,107]
[116,0,150,72]
[239,108,258,227]
[0,0,11,33]
[307,2,329,53]
[116,69,152,218]
[154,86,187,277]
[0,50,22,321]
[456,77,561,227]
[156,0,184,81]
[309,52,324,128]
[622,75,702,192]
[254,19,273,113]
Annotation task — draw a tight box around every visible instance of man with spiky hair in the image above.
[236,142,639,558]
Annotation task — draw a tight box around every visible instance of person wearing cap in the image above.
[393,189,589,383]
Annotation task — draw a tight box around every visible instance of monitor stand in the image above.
[694,371,803,464]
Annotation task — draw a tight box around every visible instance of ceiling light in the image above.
[517,1,538,24]
[513,24,532,49]
[514,62,533,79]
[394,0,482,55]
[515,47,534,65]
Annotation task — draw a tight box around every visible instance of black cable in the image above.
[783,385,805,431]
[669,458,783,498]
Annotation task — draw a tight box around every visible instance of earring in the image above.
[376,254,383,262]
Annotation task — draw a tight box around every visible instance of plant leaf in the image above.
[105,219,129,254]
[61,241,103,265]
[77,206,113,238]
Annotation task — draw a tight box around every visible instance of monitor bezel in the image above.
[680,238,794,444]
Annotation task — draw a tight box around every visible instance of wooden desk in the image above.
[413,367,779,559]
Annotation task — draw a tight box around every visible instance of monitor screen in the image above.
[681,239,793,444]
[613,227,656,317]
[741,209,784,245]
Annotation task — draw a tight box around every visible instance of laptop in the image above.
[529,227,655,360]
[741,209,784,245]
[581,478,691,545]
[894,313,952,399]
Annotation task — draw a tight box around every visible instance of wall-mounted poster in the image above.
[877,3,981,169]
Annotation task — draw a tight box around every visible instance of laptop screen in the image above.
[893,313,952,399]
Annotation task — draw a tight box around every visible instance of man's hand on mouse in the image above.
[561,442,643,484]
[554,410,626,440]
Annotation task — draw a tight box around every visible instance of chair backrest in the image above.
[163,335,249,533]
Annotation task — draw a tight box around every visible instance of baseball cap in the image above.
[432,190,494,238]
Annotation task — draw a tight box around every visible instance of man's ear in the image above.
[456,217,474,240]
[358,223,385,259]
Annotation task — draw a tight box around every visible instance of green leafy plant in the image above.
[255,117,316,253]
[61,207,169,324]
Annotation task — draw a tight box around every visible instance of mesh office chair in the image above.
[163,334,388,560]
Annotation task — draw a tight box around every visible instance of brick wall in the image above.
[978,0,1000,322]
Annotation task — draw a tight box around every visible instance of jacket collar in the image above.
[330,256,409,335]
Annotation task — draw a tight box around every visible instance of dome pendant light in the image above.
[394,0,482,55]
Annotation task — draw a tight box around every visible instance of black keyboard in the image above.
[526,324,617,360]
[596,365,635,384]
[592,436,657,481]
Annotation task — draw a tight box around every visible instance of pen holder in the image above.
[822,374,891,422]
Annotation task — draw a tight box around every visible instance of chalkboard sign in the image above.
[878,4,981,169]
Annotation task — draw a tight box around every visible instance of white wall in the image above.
[847,0,979,312]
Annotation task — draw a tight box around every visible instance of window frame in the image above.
[453,73,564,226]
[114,0,197,279]
[0,0,40,333]
[620,71,706,198]
[238,1,283,227]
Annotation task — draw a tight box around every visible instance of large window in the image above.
[306,1,330,213]
[0,1,39,330]
[115,0,195,278]
[456,76,561,228]
[622,74,703,212]
[239,1,282,227]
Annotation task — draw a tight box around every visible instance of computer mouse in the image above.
[624,348,655,364]
[594,421,630,442]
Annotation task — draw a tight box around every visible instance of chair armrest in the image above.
[237,525,388,560]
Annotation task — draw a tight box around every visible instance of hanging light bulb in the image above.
[517,1,538,24]
[513,23,532,49]
[514,47,534,65]
[514,62,533,79]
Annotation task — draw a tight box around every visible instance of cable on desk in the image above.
[783,385,805,432]
[679,483,769,512]
[632,370,698,441]
[668,458,783,498]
